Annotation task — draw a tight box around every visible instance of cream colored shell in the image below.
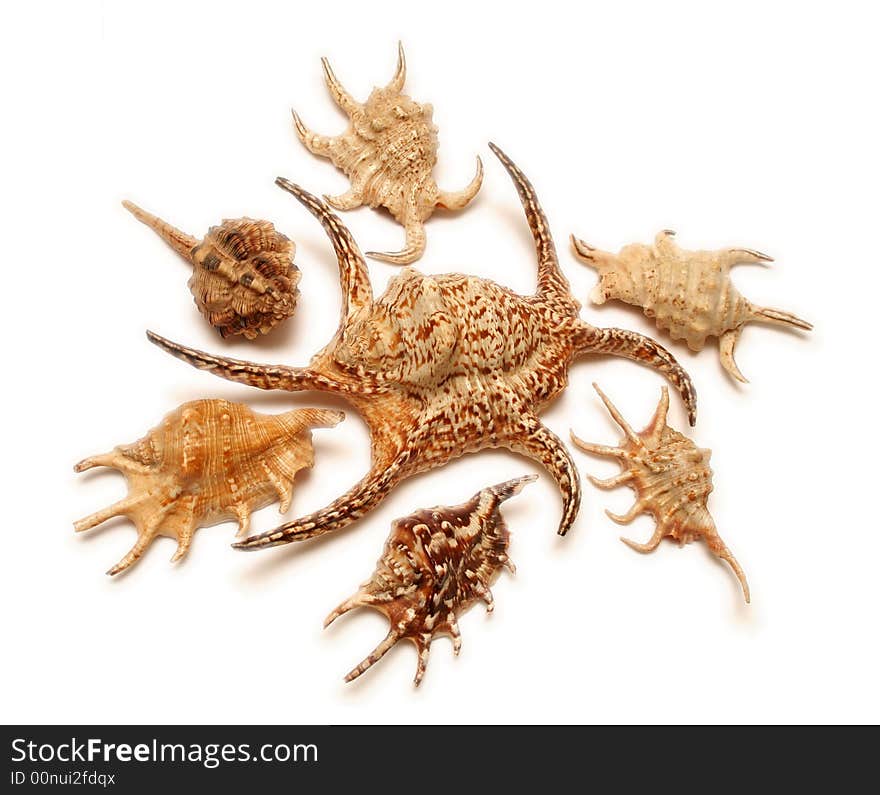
[572,229,812,382]
[74,401,343,575]
[292,43,483,265]
[571,384,749,602]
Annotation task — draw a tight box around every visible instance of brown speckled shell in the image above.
[292,43,483,265]
[325,476,534,685]
[74,401,343,575]
[572,230,811,382]
[148,145,699,551]
[124,201,301,339]
[571,383,749,602]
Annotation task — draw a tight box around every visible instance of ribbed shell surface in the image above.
[625,429,715,541]
[189,219,300,339]
[365,483,513,631]
[326,477,531,684]
[570,385,749,601]
[74,400,343,574]
[335,94,439,222]
[135,400,320,522]
[621,252,752,350]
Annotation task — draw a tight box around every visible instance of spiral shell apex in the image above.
[124,201,301,339]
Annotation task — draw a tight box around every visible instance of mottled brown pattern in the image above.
[123,202,300,339]
[292,43,482,264]
[73,401,343,575]
[147,144,698,550]
[326,476,534,684]
[572,230,812,382]
[571,384,749,602]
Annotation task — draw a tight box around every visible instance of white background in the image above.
[2,0,878,724]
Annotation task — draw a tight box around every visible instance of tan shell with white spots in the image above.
[73,401,343,575]
[325,476,534,685]
[292,43,483,265]
[571,384,749,602]
[572,230,812,382]
[124,201,301,339]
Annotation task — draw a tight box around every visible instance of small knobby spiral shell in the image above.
[571,383,750,603]
[73,400,343,575]
[124,201,301,339]
[325,475,535,685]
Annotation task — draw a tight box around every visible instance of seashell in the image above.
[73,401,343,575]
[292,42,483,265]
[149,145,698,550]
[325,476,535,685]
[571,383,749,602]
[571,230,812,382]
[123,201,301,339]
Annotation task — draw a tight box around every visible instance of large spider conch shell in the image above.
[292,42,483,265]
[74,401,343,575]
[325,475,535,685]
[571,229,812,382]
[147,145,699,552]
[571,384,750,602]
[124,201,300,339]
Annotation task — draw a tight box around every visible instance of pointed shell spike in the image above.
[386,41,406,93]
[436,155,483,210]
[719,328,749,383]
[592,382,642,446]
[716,544,751,604]
[321,55,359,114]
[122,200,198,261]
[644,387,671,442]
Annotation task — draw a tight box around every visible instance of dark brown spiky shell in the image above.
[325,476,534,684]
[368,487,513,635]
[189,218,300,339]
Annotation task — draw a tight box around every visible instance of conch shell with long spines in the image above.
[147,144,698,552]
[74,401,343,575]
[326,476,534,685]
[571,229,812,382]
[292,42,483,265]
[571,384,749,602]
